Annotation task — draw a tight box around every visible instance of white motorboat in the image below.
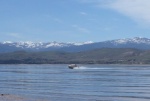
[68,64,78,69]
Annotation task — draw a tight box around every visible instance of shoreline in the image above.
[0,63,150,66]
[0,94,47,101]
[0,94,26,101]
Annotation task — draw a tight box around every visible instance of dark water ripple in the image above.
[0,64,150,101]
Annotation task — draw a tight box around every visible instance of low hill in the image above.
[0,48,149,64]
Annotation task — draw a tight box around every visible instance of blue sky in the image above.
[1,0,150,42]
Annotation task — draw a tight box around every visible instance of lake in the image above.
[0,64,150,101]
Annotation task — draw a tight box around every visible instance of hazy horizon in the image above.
[0,37,148,43]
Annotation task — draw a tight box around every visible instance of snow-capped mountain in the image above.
[110,37,150,45]
[1,37,150,53]
[0,41,94,52]
[1,41,94,49]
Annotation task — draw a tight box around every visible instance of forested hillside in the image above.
[0,48,150,64]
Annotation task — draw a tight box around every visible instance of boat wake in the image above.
[74,66,106,70]
[73,66,87,69]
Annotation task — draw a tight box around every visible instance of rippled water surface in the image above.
[0,64,150,101]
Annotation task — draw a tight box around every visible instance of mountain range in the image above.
[1,37,150,53]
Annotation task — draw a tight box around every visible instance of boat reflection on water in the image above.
[68,64,79,69]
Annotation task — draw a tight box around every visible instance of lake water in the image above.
[0,64,150,101]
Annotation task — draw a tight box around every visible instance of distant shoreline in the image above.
[1,63,150,66]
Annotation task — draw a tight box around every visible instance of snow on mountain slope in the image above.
[1,37,150,53]
[2,37,150,49]
[110,37,150,44]
[1,41,94,49]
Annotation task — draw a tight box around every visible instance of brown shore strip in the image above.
[0,94,48,101]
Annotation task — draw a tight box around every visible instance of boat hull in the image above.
[68,66,75,69]
[68,64,78,69]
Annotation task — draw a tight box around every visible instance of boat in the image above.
[68,64,78,69]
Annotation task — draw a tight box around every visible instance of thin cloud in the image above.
[78,0,114,5]
[107,0,150,24]
[78,27,90,33]
[78,0,101,3]
[78,0,150,25]
[54,18,63,23]
[7,33,22,38]
[80,12,88,16]
[72,25,90,33]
